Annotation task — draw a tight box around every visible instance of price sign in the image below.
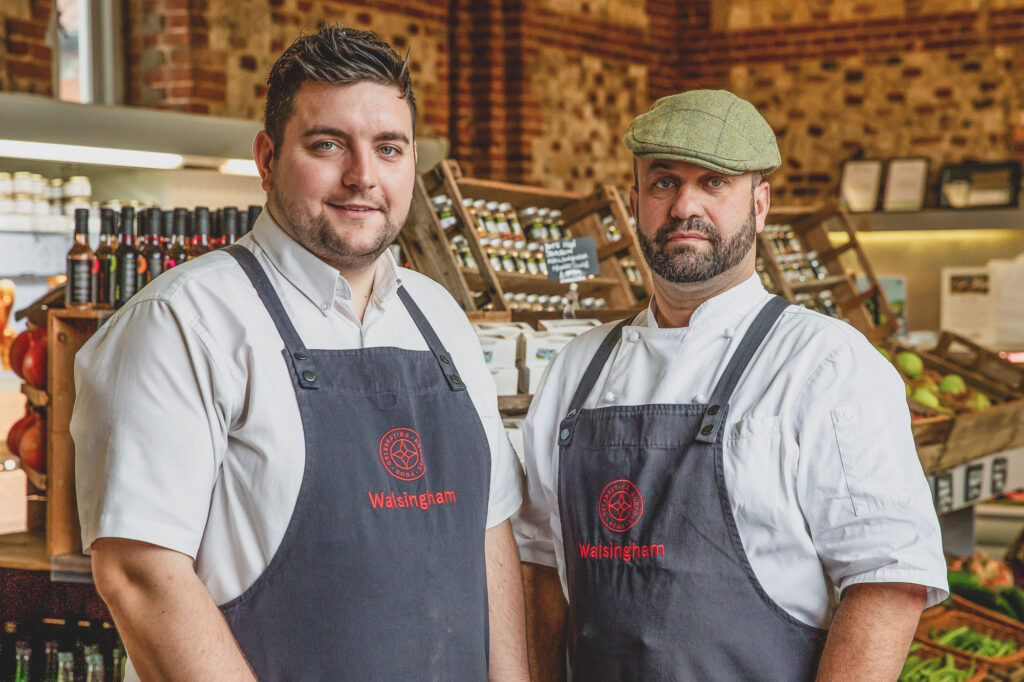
[934,473,954,513]
[543,238,600,284]
[992,457,1008,495]
[965,463,985,503]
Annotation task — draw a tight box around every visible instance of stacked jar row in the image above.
[0,171,92,218]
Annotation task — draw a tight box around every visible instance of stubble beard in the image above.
[637,196,757,284]
[272,189,402,271]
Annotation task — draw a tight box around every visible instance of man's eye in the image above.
[379,145,400,156]
[314,141,337,151]
[707,177,726,188]
[653,178,675,189]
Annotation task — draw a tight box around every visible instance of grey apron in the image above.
[220,245,490,681]
[557,296,827,681]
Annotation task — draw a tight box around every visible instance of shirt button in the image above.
[723,327,735,338]
[629,331,640,342]
[559,428,571,440]
[605,391,616,403]
[320,303,329,311]
[694,393,707,403]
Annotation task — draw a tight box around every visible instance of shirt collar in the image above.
[250,207,401,315]
[643,272,768,329]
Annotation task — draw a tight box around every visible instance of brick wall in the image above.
[2,0,53,95]
[6,0,1024,203]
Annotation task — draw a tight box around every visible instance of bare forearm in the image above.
[92,539,255,682]
[485,521,531,681]
[522,561,567,682]
[816,582,927,681]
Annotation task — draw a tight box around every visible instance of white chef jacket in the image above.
[73,209,523,607]
[514,273,948,628]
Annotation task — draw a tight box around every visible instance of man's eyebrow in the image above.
[302,127,349,139]
[648,161,675,172]
[374,131,411,144]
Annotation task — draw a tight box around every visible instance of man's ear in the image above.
[253,131,275,193]
[753,180,771,235]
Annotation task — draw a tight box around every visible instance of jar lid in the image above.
[67,175,90,183]
[13,171,32,178]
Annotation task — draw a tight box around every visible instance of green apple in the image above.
[965,392,991,411]
[877,347,891,362]
[896,351,924,379]
[938,374,967,395]
[911,387,941,409]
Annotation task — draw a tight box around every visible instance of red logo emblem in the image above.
[379,428,426,481]
[598,479,644,533]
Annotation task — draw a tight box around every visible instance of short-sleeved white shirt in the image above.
[73,210,523,607]
[513,273,947,628]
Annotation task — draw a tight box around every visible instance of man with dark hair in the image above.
[515,90,946,679]
[73,26,528,680]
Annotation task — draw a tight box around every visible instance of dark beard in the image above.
[637,199,757,284]
[274,191,400,271]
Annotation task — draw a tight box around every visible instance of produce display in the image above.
[927,626,1019,657]
[4,407,45,473]
[9,326,47,390]
[947,552,1024,621]
[891,350,994,414]
[899,644,976,682]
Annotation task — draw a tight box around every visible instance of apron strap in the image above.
[557,315,638,448]
[397,286,467,392]
[225,244,320,391]
[693,295,791,443]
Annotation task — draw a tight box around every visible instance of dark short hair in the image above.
[264,25,416,150]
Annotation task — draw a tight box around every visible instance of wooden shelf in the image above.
[20,382,47,407]
[498,394,533,415]
[788,274,849,292]
[461,268,620,297]
[0,531,50,571]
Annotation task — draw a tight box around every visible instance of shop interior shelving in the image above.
[759,204,899,343]
[399,160,652,313]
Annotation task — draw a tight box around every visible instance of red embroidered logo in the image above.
[598,479,644,533]
[379,428,426,481]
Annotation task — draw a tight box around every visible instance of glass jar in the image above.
[432,194,457,230]
[0,194,14,215]
[458,238,477,269]
[503,203,524,238]
[486,239,503,271]
[524,242,540,275]
[535,245,548,275]
[483,201,500,236]
[818,290,839,317]
[513,240,528,273]
[0,172,13,195]
[805,250,826,279]
[63,175,91,199]
[513,292,528,309]
[547,209,564,240]
[525,293,541,311]
[499,239,515,272]
[33,194,50,216]
[492,201,512,239]
[527,207,549,242]
[13,193,34,215]
[12,171,33,195]
[603,213,622,242]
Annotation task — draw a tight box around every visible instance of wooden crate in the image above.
[933,331,1024,400]
[918,608,1024,668]
[906,637,989,682]
[399,160,651,313]
[46,309,112,558]
[759,204,898,344]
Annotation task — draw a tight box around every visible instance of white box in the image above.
[504,420,525,466]
[537,318,602,332]
[519,364,546,394]
[0,469,27,535]
[473,321,533,333]
[519,331,577,365]
[477,332,519,368]
[490,367,519,396]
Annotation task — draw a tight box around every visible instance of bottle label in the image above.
[117,253,138,304]
[67,259,92,304]
[146,254,163,279]
[96,255,117,304]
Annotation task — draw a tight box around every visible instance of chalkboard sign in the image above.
[965,463,985,503]
[992,457,1008,495]
[543,237,600,284]
[934,473,954,513]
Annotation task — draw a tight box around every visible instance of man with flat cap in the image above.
[514,90,947,680]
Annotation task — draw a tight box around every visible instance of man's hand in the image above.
[91,538,256,681]
[522,561,567,682]
[815,582,928,680]
[485,520,531,680]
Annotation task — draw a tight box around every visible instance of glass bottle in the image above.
[165,208,189,269]
[14,641,30,682]
[818,290,839,317]
[43,640,59,682]
[188,207,212,260]
[524,243,540,275]
[65,208,94,308]
[805,250,826,280]
[84,653,104,682]
[56,651,74,682]
[483,201,500,236]
[535,245,548,275]
[548,209,564,240]
[499,240,516,273]
[525,207,548,242]
[94,208,118,309]
[115,206,140,308]
[502,203,524,238]
[486,239,503,272]
[138,208,165,289]
[512,240,528,274]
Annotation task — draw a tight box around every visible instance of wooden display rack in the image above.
[758,204,898,344]
[0,309,112,572]
[399,160,652,313]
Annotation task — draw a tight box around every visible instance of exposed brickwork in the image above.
[2,0,53,95]
[7,1,1024,202]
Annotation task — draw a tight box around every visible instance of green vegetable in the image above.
[898,645,977,681]
[1002,586,1024,621]
[947,571,983,590]
[930,625,1020,658]
[950,583,1003,612]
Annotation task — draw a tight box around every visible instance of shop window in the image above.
[54,0,124,104]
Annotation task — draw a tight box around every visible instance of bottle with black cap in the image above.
[65,208,94,309]
[222,206,240,246]
[165,208,189,269]
[138,208,165,288]
[246,205,261,233]
[161,210,175,248]
[115,206,139,308]
[94,208,118,309]
[188,206,212,260]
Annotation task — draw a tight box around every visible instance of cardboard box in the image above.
[490,367,519,396]
[519,364,546,395]
[477,332,519,368]
[473,321,533,333]
[537,318,602,332]
[0,468,27,535]
[519,332,577,366]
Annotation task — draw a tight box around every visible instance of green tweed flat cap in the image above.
[624,90,781,175]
